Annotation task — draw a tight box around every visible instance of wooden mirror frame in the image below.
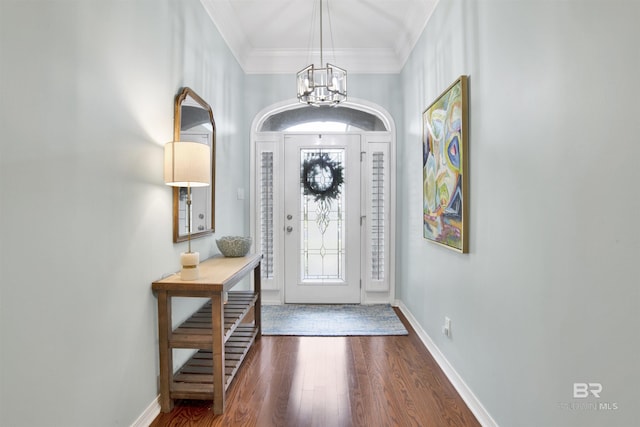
[173,87,216,242]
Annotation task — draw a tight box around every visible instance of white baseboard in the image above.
[131,395,160,427]
[397,301,498,427]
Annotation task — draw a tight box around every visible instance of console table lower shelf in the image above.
[171,295,259,399]
[172,326,258,398]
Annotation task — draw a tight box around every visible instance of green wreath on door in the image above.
[301,153,344,202]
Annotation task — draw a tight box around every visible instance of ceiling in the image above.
[199,0,440,74]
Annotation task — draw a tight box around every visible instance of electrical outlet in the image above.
[442,317,451,337]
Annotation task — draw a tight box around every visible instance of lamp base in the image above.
[180,251,200,280]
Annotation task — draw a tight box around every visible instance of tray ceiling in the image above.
[200,0,440,74]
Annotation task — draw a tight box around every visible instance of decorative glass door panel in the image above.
[300,149,345,282]
[284,135,361,303]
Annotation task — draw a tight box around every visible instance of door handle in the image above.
[286,226,293,232]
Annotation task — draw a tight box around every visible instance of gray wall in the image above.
[0,0,248,425]
[2,0,638,426]
[398,0,639,426]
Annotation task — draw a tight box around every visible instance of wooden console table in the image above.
[152,254,261,414]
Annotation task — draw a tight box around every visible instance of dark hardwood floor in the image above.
[150,308,480,427]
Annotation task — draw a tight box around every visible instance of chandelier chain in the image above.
[306,0,318,66]
[319,0,323,65]
[325,0,337,65]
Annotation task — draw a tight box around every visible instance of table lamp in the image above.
[164,141,211,280]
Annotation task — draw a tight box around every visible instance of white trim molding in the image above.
[250,98,397,306]
[130,395,160,427]
[397,301,499,427]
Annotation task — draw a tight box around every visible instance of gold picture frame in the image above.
[422,76,469,253]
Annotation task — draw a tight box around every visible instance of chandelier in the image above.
[296,0,347,106]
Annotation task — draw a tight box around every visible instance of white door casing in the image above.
[251,98,396,305]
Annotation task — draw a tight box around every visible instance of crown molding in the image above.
[199,0,251,68]
[243,48,402,75]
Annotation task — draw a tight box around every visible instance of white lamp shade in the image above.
[164,141,211,187]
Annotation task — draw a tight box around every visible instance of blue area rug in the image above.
[261,304,408,336]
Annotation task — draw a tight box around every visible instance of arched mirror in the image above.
[173,87,216,242]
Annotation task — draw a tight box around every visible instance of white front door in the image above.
[283,134,361,303]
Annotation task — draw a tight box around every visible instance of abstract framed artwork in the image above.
[422,75,469,253]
